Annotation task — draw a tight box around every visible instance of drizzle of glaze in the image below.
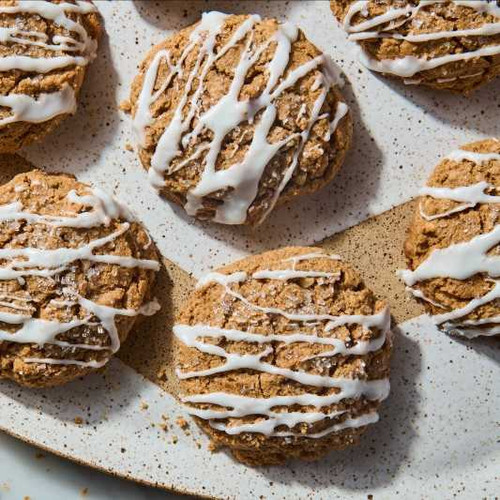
[0,1,98,128]
[419,181,500,221]
[0,182,160,368]
[133,11,348,224]
[0,85,77,127]
[175,251,390,438]
[400,147,500,338]
[342,1,500,79]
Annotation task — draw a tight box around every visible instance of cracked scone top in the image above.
[174,247,392,466]
[330,0,500,93]
[0,170,160,388]
[0,0,100,152]
[401,138,500,339]
[129,11,352,225]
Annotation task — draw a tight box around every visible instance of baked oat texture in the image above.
[0,169,158,388]
[128,13,352,225]
[404,138,500,333]
[330,0,500,93]
[0,0,101,152]
[174,247,392,466]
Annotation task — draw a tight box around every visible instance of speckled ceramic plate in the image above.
[0,1,498,499]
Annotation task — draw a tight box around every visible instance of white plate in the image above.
[0,1,498,498]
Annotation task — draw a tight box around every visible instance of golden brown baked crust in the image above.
[128,13,352,225]
[0,0,101,152]
[174,247,392,466]
[330,0,500,94]
[0,170,158,387]
[404,138,500,333]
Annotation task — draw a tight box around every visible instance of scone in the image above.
[330,0,500,93]
[401,138,500,338]
[174,247,392,466]
[0,170,160,388]
[128,12,352,225]
[0,0,101,152]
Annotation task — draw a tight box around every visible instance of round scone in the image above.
[128,11,352,225]
[330,1,500,93]
[401,138,500,339]
[174,247,392,466]
[0,170,160,388]
[0,0,100,152]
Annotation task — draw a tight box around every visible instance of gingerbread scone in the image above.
[174,247,392,466]
[0,170,160,388]
[401,138,500,339]
[128,12,352,225]
[330,1,500,93]
[0,0,101,152]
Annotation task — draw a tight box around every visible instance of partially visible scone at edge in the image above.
[401,138,500,339]
[330,0,500,93]
[173,247,392,466]
[128,11,352,226]
[0,170,160,388]
[0,0,101,152]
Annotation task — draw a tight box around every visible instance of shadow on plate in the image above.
[23,25,120,175]
[451,334,500,364]
[119,256,195,395]
[133,0,306,30]
[376,74,499,137]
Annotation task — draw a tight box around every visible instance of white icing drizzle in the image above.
[343,1,500,78]
[176,251,390,438]
[405,286,446,309]
[134,11,348,224]
[182,388,387,438]
[443,309,500,338]
[400,147,500,338]
[0,1,98,128]
[358,44,500,78]
[0,1,97,58]
[445,150,500,164]
[252,269,341,280]
[419,181,500,220]
[0,183,160,367]
[400,225,500,286]
[0,84,76,127]
[284,252,342,264]
[430,280,500,323]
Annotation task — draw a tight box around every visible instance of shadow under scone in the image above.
[0,154,35,183]
[118,258,194,395]
[119,200,424,396]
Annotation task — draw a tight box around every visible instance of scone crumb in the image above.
[74,416,84,425]
[140,401,149,411]
[175,416,189,429]
[80,488,89,497]
[120,100,131,113]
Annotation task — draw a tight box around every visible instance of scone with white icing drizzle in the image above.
[128,11,352,225]
[401,138,500,339]
[0,0,100,152]
[173,247,392,466]
[330,1,500,93]
[0,170,160,388]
